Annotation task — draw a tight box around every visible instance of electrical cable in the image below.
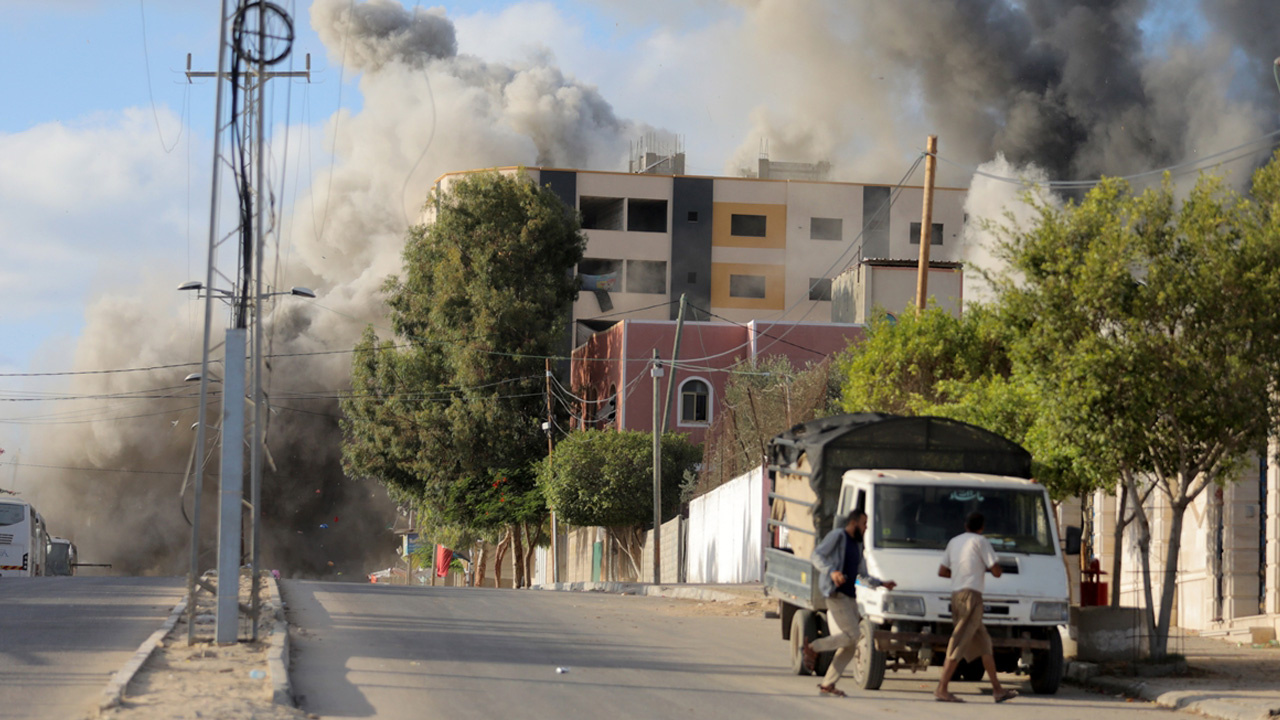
[314,0,356,247]
[139,0,186,153]
[933,128,1280,189]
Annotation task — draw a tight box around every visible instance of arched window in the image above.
[599,384,618,428]
[679,378,711,425]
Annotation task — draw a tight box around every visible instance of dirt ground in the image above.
[658,596,771,618]
[93,573,311,720]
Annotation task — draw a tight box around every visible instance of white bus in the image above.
[0,498,49,577]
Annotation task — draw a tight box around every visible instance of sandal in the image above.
[934,693,965,703]
[801,639,817,673]
[994,689,1019,704]
[817,684,847,697]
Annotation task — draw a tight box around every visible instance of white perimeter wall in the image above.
[686,466,768,583]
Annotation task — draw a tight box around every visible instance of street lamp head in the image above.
[289,286,317,299]
[185,372,222,384]
[178,281,203,292]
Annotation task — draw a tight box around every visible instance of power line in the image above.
[0,460,185,477]
[934,128,1280,189]
[139,0,186,153]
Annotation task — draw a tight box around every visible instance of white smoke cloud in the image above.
[960,155,1057,308]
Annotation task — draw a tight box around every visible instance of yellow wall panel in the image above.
[712,202,787,249]
[711,262,786,311]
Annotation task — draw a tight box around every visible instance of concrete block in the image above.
[1251,626,1276,645]
[1071,605,1146,662]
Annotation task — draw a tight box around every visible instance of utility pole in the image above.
[545,358,558,584]
[659,293,688,434]
[915,134,938,312]
[185,0,309,645]
[651,350,663,584]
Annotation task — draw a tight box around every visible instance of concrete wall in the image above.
[686,466,768,583]
[640,517,685,584]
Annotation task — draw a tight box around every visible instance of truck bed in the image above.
[764,547,821,611]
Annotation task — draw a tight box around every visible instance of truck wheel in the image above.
[852,618,886,690]
[789,609,818,676]
[1029,629,1063,695]
[957,657,985,682]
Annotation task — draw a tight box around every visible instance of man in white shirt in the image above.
[933,512,1017,703]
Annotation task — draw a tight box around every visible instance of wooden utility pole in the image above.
[914,134,938,312]
[659,293,688,434]
[545,358,559,584]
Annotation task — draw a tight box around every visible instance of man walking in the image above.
[934,512,1017,703]
[803,510,895,697]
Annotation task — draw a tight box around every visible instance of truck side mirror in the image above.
[1063,525,1082,556]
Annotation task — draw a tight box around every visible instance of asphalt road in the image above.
[0,576,184,720]
[284,581,1167,720]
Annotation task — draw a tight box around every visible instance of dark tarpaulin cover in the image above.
[768,414,1033,539]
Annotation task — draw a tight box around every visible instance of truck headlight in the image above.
[882,594,926,617]
[1031,601,1068,622]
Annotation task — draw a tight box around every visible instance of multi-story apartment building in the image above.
[432,166,968,332]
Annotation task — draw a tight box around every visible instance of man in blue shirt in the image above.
[803,510,896,696]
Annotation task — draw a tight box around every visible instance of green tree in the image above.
[538,430,701,527]
[836,304,1099,498]
[537,430,701,578]
[989,161,1280,658]
[341,170,585,587]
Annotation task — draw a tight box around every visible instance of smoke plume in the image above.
[22,0,1280,575]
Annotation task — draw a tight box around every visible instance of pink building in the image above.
[570,320,866,445]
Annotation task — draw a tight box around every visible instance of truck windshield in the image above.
[873,484,1055,555]
[0,503,25,527]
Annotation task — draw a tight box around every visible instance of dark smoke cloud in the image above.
[723,0,1272,186]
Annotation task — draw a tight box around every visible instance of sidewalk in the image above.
[1065,631,1280,720]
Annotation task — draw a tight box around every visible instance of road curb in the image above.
[1065,663,1280,720]
[531,581,757,604]
[265,575,293,707]
[98,596,187,713]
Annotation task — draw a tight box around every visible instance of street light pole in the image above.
[651,350,663,584]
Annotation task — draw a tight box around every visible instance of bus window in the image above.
[0,503,25,525]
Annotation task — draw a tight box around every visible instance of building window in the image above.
[810,217,843,241]
[579,196,625,230]
[627,198,668,233]
[679,378,710,424]
[578,258,622,291]
[626,260,667,294]
[909,222,944,245]
[730,213,767,237]
[729,274,767,299]
[808,277,832,301]
[862,185,891,257]
[687,211,699,223]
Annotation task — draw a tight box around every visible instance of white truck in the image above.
[765,414,1076,694]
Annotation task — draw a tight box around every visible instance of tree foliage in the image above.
[989,158,1280,657]
[537,430,702,528]
[836,304,1101,498]
[340,170,585,543]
